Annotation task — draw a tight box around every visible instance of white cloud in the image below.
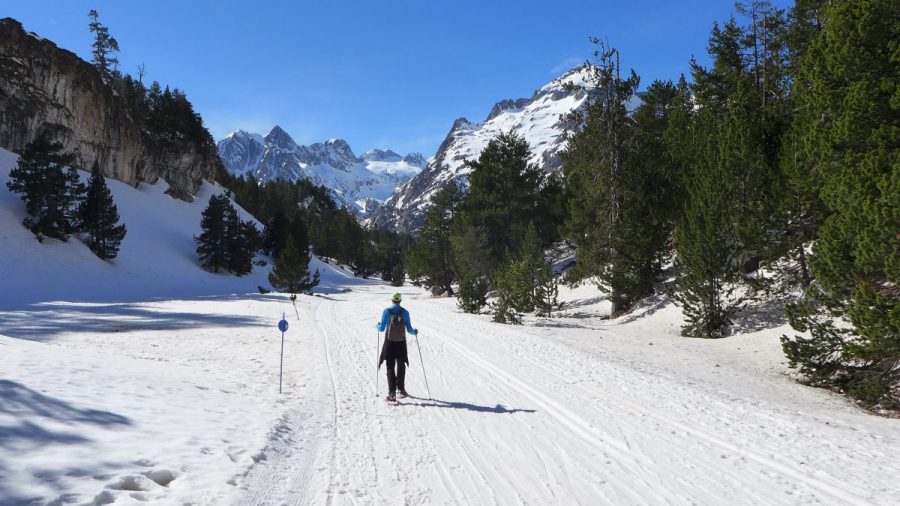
[550,56,584,75]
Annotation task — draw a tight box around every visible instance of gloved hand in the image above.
[413,329,419,336]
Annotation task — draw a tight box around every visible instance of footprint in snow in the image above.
[130,491,149,502]
[143,469,176,487]
[107,474,155,492]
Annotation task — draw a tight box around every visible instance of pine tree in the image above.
[564,43,675,315]
[263,212,291,256]
[449,132,559,313]
[490,223,550,324]
[535,262,563,318]
[268,234,319,295]
[451,223,492,313]
[669,77,751,338]
[666,13,789,337]
[781,0,900,408]
[457,275,490,314]
[196,192,261,275]
[390,263,405,287]
[227,218,259,276]
[76,161,126,259]
[456,132,548,267]
[736,2,791,276]
[370,229,405,283]
[775,0,828,289]
[629,79,683,276]
[490,259,530,325]
[407,182,461,295]
[195,194,230,273]
[87,10,120,82]
[6,133,82,241]
[670,118,745,338]
[518,222,544,312]
[353,237,377,279]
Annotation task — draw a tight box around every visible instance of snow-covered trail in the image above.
[240,287,900,506]
[2,284,897,504]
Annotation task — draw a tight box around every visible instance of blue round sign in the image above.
[278,319,289,332]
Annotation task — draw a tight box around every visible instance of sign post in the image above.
[278,313,289,394]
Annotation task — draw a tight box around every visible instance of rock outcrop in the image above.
[0,18,218,199]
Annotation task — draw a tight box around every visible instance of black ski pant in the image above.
[386,357,406,395]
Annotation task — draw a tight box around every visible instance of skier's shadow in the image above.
[403,396,535,414]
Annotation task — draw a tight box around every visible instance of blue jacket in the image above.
[377,304,417,335]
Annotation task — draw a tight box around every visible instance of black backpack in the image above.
[387,309,406,342]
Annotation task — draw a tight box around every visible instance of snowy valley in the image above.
[2,1,899,504]
[1,146,899,505]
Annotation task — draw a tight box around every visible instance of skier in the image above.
[377,292,418,404]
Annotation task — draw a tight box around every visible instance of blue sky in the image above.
[5,0,792,156]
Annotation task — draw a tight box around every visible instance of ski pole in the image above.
[414,333,432,401]
[375,331,380,398]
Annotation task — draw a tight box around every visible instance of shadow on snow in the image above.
[402,395,536,414]
[0,380,131,503]
[0,294,279,342]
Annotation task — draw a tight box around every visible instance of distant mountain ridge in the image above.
[216,127,425,218]
[371,66,600,233]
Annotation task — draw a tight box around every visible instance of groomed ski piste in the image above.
[1,147,899,505]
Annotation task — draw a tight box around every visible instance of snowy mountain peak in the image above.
[216,127,422,219]
[265,125,297,150]
[486,98,531,122]
[372,65,600,233]
[218,130,267,177]
[402,152,427,168]
[451,117,478,132]
[224,129,265,145]
[301,138,358,171]
[536,65,595,99]
[363,149,403,163]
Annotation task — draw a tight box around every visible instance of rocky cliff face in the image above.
[0,18,217,199]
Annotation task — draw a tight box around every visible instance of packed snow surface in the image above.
[2,284,899,505]
[2,149,899,505]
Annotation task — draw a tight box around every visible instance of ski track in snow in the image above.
[236,287,897,505]
[2,285,899,505]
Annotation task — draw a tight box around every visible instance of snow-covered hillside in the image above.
[217,127,424,219]
[0,147,353,309]
[372,66,598,233]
